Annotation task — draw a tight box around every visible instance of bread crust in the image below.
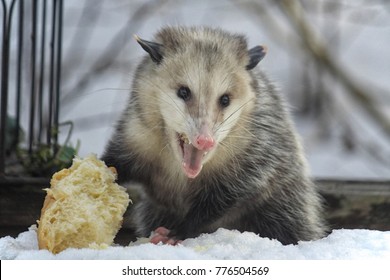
[37,154,130,254]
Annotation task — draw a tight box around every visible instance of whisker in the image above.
[159,143,170,156]
[135,77,190,127]
[214,97,255,133]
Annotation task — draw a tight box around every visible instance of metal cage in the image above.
[1,0,64,185]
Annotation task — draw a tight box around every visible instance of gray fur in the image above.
[102,26,326,245]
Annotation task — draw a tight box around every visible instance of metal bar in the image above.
[38,0,47,143]
[28,0,38,154]
[0,0,9,174]
[47,0,57,146]
[1,0,17,174]
[15,0,24,149]
[53,0,63,152]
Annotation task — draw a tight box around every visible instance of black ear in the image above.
[246,45,267,70]
[134,35,163,64]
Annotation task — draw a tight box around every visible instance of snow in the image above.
[1,226,389,260]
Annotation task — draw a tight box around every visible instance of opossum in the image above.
[102,26,326,245]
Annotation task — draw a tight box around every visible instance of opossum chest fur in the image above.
[102,26,326,245]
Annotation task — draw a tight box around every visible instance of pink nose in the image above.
[195,134,215,151]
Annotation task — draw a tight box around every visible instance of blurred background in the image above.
[2,0,390,179]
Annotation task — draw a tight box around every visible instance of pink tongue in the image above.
[182,143,204,178]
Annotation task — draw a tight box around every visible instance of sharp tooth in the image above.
[179,133,190,144]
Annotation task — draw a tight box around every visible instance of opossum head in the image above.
[135,27,266,178]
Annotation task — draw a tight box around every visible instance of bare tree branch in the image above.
[61,0,103,82]
[60,0,172,110]
[278,0,390,138]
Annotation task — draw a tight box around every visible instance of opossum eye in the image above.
[177,86,192,102]
[219,94,230,108]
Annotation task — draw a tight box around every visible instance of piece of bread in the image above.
[37,154,130,254]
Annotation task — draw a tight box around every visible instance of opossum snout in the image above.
[177,125,217,178]
[194,134,215,151]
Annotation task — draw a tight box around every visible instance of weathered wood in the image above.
[0,176,49,187]
[0,183,47,227]
[317,180,390,231]
[1,179,390,239]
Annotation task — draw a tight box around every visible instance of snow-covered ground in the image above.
[1,226,389,260]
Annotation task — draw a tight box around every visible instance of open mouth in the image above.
[177,132,207,179]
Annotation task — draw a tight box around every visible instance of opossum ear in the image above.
[246,45,267,70]
[134,35,163,64]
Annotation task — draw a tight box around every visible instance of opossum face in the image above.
[135,28,265,178]
[158,62,254,178]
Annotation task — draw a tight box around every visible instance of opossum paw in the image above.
[150,227,182,245]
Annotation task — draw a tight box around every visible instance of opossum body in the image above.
[102,26,326,245]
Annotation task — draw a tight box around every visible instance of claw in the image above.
[150,227,182,245]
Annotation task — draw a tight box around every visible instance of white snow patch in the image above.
[1,226,389,260]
